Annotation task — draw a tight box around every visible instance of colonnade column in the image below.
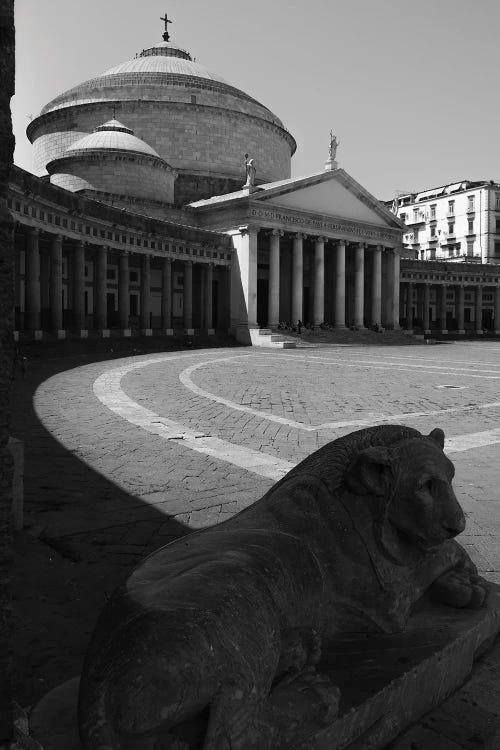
[161,257,172,333]
[371,245,382,328]
[439,285,448,334]
[140,254,151,334]
[184,260,193,333]
[313,236,325,327]
[119,251,130,333]
[335,241,346,328]
[50,234,63,334]
[25,229,41,334]
[95,245,108,332]
[495,286,500,335]
[405,282,413,330]
[267,229,282,329]
[456,285,465,334]
[353,243,365,328]
[423,283,430,333]
[390,249,401,329]
[73,240,85,333]
[475,285,483,334]
[292,233,304,323]
[205,262,214,333]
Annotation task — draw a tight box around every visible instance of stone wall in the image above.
[0,0,15,740]
[29,100,294,185]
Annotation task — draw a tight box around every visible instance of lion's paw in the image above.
[431,568,489,609]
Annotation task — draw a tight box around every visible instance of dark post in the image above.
[0,0,15,741]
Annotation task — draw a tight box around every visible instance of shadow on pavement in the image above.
[10,351,194,708]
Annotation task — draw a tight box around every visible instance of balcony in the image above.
[466,204,475,214]
[406,212,427,225]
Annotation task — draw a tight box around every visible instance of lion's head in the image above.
[344,428,465,558]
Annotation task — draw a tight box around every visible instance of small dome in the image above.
[66,120,160,158]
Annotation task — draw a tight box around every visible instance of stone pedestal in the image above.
[100,329,110,338]
[122,329,131,337]
[33,330,43,341]
[56,330,65,340]
[79,330,88,339]
[141,329,153,337]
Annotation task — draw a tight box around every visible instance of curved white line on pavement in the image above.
[91,353,500,484]
[93,353,294,481]
[179,356,500,431]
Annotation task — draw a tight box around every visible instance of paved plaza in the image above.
[10,338,500,746]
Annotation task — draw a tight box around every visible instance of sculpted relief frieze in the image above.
[249,206,400,242]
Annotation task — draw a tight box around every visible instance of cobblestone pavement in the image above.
[10,339,500,744]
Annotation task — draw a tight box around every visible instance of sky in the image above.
[12,0,500,200]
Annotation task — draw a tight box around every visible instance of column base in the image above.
[440,329,448,335]
[33,330,43,341]
[334,324,346,329]
[185,328,195,336]
[141,329,153,337]
[13,331,19,342]
[100,329,110,338]
[160,328,174,336]
[57,330,66,340]
[122,329,131,337]
[495,330,500,335]
[424,329,431,335]
[475,330,484,335]
[207,329,215,335]
[457,329,466,335]
[79,330,88,339]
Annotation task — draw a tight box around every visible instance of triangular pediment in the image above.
[254,169,403,229]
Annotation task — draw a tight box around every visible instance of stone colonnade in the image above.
[17,228,230,338]
[401,281,500,335]
[236,227,401,331]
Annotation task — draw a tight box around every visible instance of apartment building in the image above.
[389,180,500,264]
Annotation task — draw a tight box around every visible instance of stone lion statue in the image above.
[78,425,488,750]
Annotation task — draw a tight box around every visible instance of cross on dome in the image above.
[160,12,172,42]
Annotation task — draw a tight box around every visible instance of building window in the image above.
[467,241,474,256]
[448,200,455,215]
[468,219,474,233]
[495,241,500,256]
[400,213,407,223]
[106,268,117,281]
[413,208,418,222]
[191,95,197,104]
[496,193,500,210]
[130,270,139,283]
[496,218,500,232]
[468,195,475,211]
[448,223,454,234]
[430,204,436,219]
[429,248,436,260]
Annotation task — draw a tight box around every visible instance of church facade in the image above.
[10,20,500,342]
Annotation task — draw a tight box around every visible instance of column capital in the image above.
[336,239,346,248]
[238,224,259,236]
[270,228,284,237]
[356,241,366,249]
[28,227,40,236]
[184,258,193,266]
[293,232,306,241]
[314,236,326,244]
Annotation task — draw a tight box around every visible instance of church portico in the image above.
[190,167,405,343]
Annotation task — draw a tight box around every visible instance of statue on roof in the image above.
[244,154,257,187]
[329,131,339,160]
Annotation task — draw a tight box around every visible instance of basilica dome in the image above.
[27,27,296,205]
